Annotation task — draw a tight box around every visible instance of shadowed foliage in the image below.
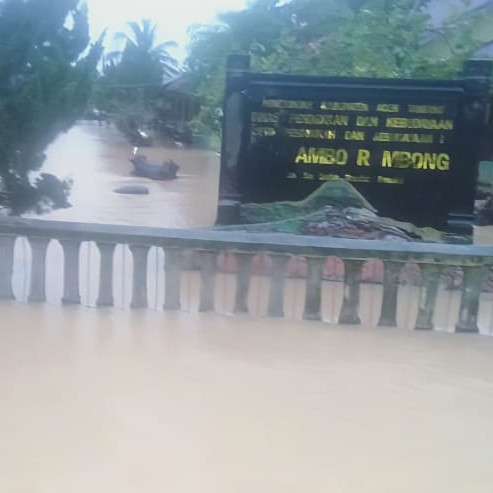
[0,0,104,214]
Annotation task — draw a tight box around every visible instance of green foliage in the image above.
[109,19,179,81]
[93,19,179,135]
[240,180,375,224]
[220,179,441,242]
[186,0,483,134]
[0,0,104,214]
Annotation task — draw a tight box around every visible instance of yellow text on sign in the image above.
[263,99,312,110]
[295,147,348,165]
[377,104,399,113]
[382,151,450,171]
[356,149,371,167]
[289,113,349,126]
[386,118,453,131]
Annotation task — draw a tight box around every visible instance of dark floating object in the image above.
[114,185,150,195]
[130,155,179,181]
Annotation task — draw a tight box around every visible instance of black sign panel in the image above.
[218,56,492,232]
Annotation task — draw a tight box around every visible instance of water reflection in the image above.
[27,122,220,228]
[2,302,493,493]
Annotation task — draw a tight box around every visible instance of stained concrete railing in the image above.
[0,217,492,334]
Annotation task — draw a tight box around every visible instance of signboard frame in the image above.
[217,55,493,235]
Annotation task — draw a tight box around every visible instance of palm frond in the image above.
[153,40,177,51]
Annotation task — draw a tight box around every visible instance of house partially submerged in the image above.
[156,75,201,143]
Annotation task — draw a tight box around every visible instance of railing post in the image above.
[60,240,81,305]
[339,260,363,325]
[96,242,116,307]
[378,261,401,327]
[0,235,16,299]
[130,245,150,309]
[235,253,253,314]
[456,265,488,333]
[303,257,324,321]
[164,248,182,310]
[199,251,216,312]
[415,264,440,331]
[268,254,289,318]
[28,237,50,303]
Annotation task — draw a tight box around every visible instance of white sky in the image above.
[86,0,249,59]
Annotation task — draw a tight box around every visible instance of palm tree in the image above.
[110,19,179,78]
[97,19,182,141]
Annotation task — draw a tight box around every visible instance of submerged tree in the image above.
[0,0,104,215]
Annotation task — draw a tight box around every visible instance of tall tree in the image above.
[186,0,289,124]
[110,19,178,80]
[0,0,104,214]
[186,0,481,136]
[93,19,180,138]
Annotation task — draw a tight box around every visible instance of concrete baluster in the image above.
[268,254,289,318]
[234,253,253,314]
[199,251,216,312]
[378,261,402,327]
[164,249,182,310]
[28,237,50,303]
[130,245,150,309]
[303,257,324,321]
[456,265,488,333]
[339,260,363,325]
[60,239,81,305]
[96,242,116,307]
[415,264,440,330]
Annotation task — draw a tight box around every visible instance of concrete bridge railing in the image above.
[0,217,492,334]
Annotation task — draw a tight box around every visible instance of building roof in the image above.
[161,73,200,98]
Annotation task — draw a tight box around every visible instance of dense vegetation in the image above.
[92,19,180,139]
[0,0,103,214]
[0,0,484,214]
[186,0,479,135]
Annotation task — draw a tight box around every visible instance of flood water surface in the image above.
[3,124,493,492]
[32,123,220,228]
[1,304,493,492]
[32,122,493,244]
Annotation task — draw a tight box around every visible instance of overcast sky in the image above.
[86,0,248,59]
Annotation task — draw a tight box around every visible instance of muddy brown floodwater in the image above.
[2,305,493,493]
[29,122,221,228]
[2,123,493,492]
